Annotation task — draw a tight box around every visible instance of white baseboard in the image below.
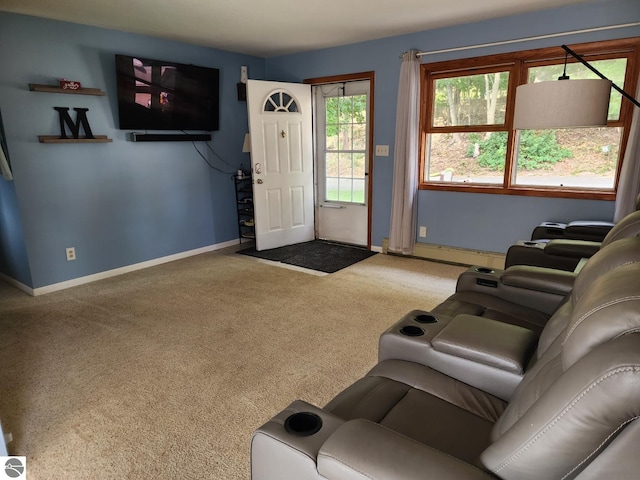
[370,245,383,253]
[382,239,505,269]
[0,273,34,296]
[3,239,241,297]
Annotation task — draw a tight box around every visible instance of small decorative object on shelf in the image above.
[234,173,255,243]
[29,83,106,96]
[58,79,82,90]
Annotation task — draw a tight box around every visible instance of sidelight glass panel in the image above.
[322,93,367,203]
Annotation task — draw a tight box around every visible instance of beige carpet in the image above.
[0,248,465,479]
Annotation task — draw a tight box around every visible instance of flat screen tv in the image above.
[115,54,220,131]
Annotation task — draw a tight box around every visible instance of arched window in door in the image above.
[263,90,300,113]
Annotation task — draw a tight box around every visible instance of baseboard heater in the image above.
[130,133,212,142]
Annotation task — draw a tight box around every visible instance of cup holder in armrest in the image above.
[284,412,323,437]
[523,241,538,246]
[400,325,425,336]
[475,267,494,274]
[414,313,437,324]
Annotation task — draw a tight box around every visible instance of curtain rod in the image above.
[404,22,640,58]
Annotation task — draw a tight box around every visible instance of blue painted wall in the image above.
[0,13,265,288]
[1,0,639,290]
[266,0,640,252]
[0,177,31,287]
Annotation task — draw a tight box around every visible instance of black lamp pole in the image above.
[561,44,640,109]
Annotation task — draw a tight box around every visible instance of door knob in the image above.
[256,179,263,184]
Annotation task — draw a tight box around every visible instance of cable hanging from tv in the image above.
[190,141,237,175]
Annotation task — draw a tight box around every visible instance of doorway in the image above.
[246,74,374,251]
[308,73,374,248]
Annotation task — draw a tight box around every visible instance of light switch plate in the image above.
[375,145,389,156]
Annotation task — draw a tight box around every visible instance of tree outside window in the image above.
[420,38,640,199]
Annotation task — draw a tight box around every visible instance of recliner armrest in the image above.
[378,311,530,400]
[455,265,571,315]
[318,419,495,480]
[543,239,601,258]
[530,220,613,242]
[565,220,613,241]
[251,400,345,480]
[431,314,537,374]
[531,222,567,240]
[501,265,576,296]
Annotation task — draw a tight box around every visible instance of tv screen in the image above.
[115,54,219,131]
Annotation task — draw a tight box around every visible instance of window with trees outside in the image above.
[419,38,640,199]
[323,93,367,203]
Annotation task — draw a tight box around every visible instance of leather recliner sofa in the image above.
[432,228,640,335]
[526,193,640,244]
[504,208,640,271]
[251,237,640,480]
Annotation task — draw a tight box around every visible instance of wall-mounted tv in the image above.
[115,54,220,131]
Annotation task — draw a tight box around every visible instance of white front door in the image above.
[314,80,371,246]
[247,80,314,251]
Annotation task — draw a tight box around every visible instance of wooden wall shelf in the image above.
[29,84,106,96]
[38,135,112,144]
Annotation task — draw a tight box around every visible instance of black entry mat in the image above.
[238,240,376,273]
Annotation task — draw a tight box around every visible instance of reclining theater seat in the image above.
[251,239,640,480]
[380,237,640,401]
[430,232,640,336]
[529,192,640,243]
[504,209,640,272]
[482,263,640,479]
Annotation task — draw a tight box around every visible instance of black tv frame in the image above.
[115,54,220,132]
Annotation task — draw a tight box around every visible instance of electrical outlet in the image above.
[375,145,389,156]
[419,226,427,238]
[66,247,76,261]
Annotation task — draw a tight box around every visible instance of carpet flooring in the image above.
[238,240,377,273]
[0,248,465,479]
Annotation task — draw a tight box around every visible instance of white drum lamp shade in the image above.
[513,79,612,130]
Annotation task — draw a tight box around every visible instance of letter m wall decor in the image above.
[54,107,95,139]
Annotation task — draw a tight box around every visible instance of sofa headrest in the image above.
[573,237,640,303]
[563,262,640,370]
[601,210,640,248]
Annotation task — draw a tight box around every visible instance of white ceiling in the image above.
[0,0,596,57]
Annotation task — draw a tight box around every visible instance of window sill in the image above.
[418,182,616,200]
